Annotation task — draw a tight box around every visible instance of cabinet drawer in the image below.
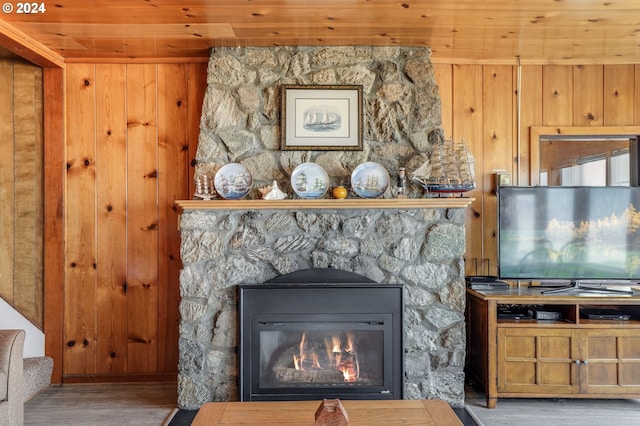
[497,327,578,394]
[579,329,640,394]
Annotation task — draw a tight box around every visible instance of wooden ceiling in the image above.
[1,0,640,64]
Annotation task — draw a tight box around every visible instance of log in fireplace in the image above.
[239,269,404,401]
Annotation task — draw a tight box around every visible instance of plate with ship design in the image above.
[291,162,329,199]
[214,163,253,200]
[351,162,390,198]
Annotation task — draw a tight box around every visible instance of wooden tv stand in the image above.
[466,286,640,408]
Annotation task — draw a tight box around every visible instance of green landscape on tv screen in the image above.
[498,186,640,281]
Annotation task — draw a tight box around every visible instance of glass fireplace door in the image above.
[250,314,394,400]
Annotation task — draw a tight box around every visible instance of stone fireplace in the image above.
[177,202,468,409]
[176,46,469,409]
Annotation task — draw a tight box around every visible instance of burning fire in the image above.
[292,331,360,382]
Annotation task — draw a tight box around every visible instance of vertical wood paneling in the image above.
[33,66,44,323]
[0,58,44,327]
[0,59,15,299]
[57,62,206,381]
[482,65,513,276]
[603,65,635,126]
[13,62,43,322]
[43,67,65,384]
[52,61,640,382]
[573,65,604,126]
[13,62,38,318]
[95,64,128,374]
[452,65,484,276]
[64,64,98,374]
[126,64,159,373]
[157,63,189,372]
[0,58,205,382]
[542,66,573,126]
[517,66,543,186]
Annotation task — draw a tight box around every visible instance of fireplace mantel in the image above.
[175,198,474,212]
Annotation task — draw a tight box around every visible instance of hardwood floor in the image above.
[24,383,178,425]
[23,383,474,426]
[23,381,640,426]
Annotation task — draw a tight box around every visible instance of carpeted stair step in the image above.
[23,356,53,402]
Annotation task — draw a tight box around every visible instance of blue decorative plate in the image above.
[214,163,253,199]
[291,162,329,199]
[351,162,390,198]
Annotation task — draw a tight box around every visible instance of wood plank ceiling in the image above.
[1,0,640,64]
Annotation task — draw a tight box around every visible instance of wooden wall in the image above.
[62,63,206,380]
[435,64,640,277]
[0,57,44,327]
[27,61,640,382]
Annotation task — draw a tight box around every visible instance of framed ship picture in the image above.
[281,85,363,151]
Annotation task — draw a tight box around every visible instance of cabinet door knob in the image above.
[583,360,588,365]
[574,359,581,365]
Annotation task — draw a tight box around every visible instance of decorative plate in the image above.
[214,163,253,200]
[351,162,390,198]
[291,162,329,199]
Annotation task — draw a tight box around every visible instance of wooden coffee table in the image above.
[191,399,462,425]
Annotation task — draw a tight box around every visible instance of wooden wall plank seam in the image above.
[95,63,129,375]
[13,61,42,323]
[157,63,189,372]
[481,65,513,276]
[452,64,485,276]
[0,58,44,325]
[64,63,99,375]
[33,66,44,324]
[43,66,65,383]
[125,64,160,373]
[0,59,16,301]
[517,65,543,187]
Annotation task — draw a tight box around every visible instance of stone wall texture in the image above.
[195,46,444,198]
[177,46,467,409]
[178,207,467,409]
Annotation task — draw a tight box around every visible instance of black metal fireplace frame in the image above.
[239,269,404,402]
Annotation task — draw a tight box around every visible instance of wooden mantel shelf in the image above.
[175,197,474,212]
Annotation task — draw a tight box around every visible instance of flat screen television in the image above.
[497,186,640,284]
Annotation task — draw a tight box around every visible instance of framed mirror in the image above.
[530,126,640,187]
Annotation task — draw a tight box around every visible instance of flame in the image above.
[338,356,359,382]
[294,331,360,382]
[341,367,356,382]
[295,333,306,370]
[293,354,300,370]
[344,332,354,353]
[332,336,342,353]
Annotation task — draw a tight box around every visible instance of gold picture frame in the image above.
[280,84,363,151]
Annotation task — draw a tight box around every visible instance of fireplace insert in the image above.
[239,269,404,401]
